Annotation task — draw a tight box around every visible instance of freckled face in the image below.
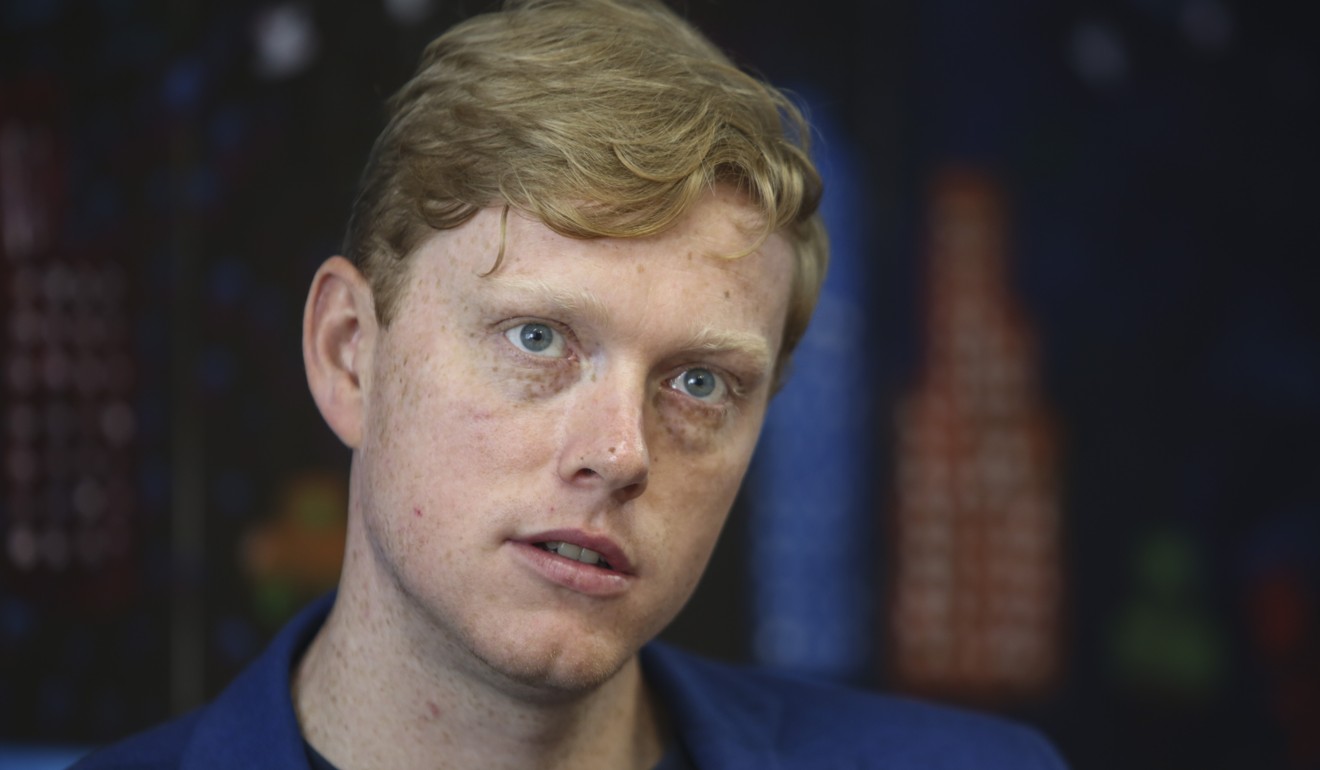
[353,191,793,693]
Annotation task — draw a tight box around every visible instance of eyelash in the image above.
[500,319,577,361]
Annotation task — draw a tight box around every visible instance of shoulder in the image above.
[70,711,203,770]
[643,643,1068,770]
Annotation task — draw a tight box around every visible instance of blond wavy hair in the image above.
[344,0,827,384]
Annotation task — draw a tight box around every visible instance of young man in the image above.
[79,1,1067,767]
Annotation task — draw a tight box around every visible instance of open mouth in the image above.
[536,541,615,571]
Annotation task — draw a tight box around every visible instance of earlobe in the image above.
[303,256,375,449]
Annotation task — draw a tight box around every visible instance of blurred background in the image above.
[1,0,1317,768]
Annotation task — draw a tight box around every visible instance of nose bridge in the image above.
[559,362,650,496]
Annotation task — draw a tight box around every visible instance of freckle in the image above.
[636,264,645,274]
[723,290,730,299]
[590,372,597,382]
[608,447,616,454]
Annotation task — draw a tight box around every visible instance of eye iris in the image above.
[682,368,716,398]
[519,323,554,352]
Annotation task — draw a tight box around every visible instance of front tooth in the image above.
[577,547,601,565]
[557,543,582,560]
[544,541,562,552]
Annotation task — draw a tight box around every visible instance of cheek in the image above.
[649,436,754,558]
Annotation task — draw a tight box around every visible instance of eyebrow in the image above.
[678,326,773,376]
[493,277,774,375]
[494,278,613,320]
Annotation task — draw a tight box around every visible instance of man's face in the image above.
[351,190,793,693]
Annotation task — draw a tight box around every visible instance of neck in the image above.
[291,540,666,770]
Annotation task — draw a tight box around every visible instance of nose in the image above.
[557,371,650,503]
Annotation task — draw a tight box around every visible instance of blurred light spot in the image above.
[384,0,432,25]
[8,525,38,570]
[163,58,205,110]
[42,263,75,303]
[73,476,106,521]
[1179,0,1232,53]
[1070,20,1129,88]
[253,4,319,79]
[101,401,136,446]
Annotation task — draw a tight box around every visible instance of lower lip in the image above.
[508,541,634,597]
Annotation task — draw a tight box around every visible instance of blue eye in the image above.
[505,322,566,357]
[674,367,725,400]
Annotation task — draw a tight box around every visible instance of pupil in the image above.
[520,324,552,352]
[683,368,715,398]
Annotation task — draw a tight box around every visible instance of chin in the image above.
[475,635,631,698]
[465,615,643,698]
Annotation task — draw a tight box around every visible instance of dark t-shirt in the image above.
[305,738,697,769]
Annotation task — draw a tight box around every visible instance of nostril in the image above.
[614,476,648,503]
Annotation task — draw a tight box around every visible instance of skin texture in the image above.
[295,189,794,769]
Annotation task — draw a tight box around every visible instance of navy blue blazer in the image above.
[75,596,1067,769]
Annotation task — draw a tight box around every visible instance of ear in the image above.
[303,256,376,449]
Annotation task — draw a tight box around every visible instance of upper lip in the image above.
[515,529,635,574]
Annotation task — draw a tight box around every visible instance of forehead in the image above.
[394,192,795,372]
[413,190,789,302]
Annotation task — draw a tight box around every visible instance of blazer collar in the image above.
[180,595,333,769]
[641,642,785,769]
